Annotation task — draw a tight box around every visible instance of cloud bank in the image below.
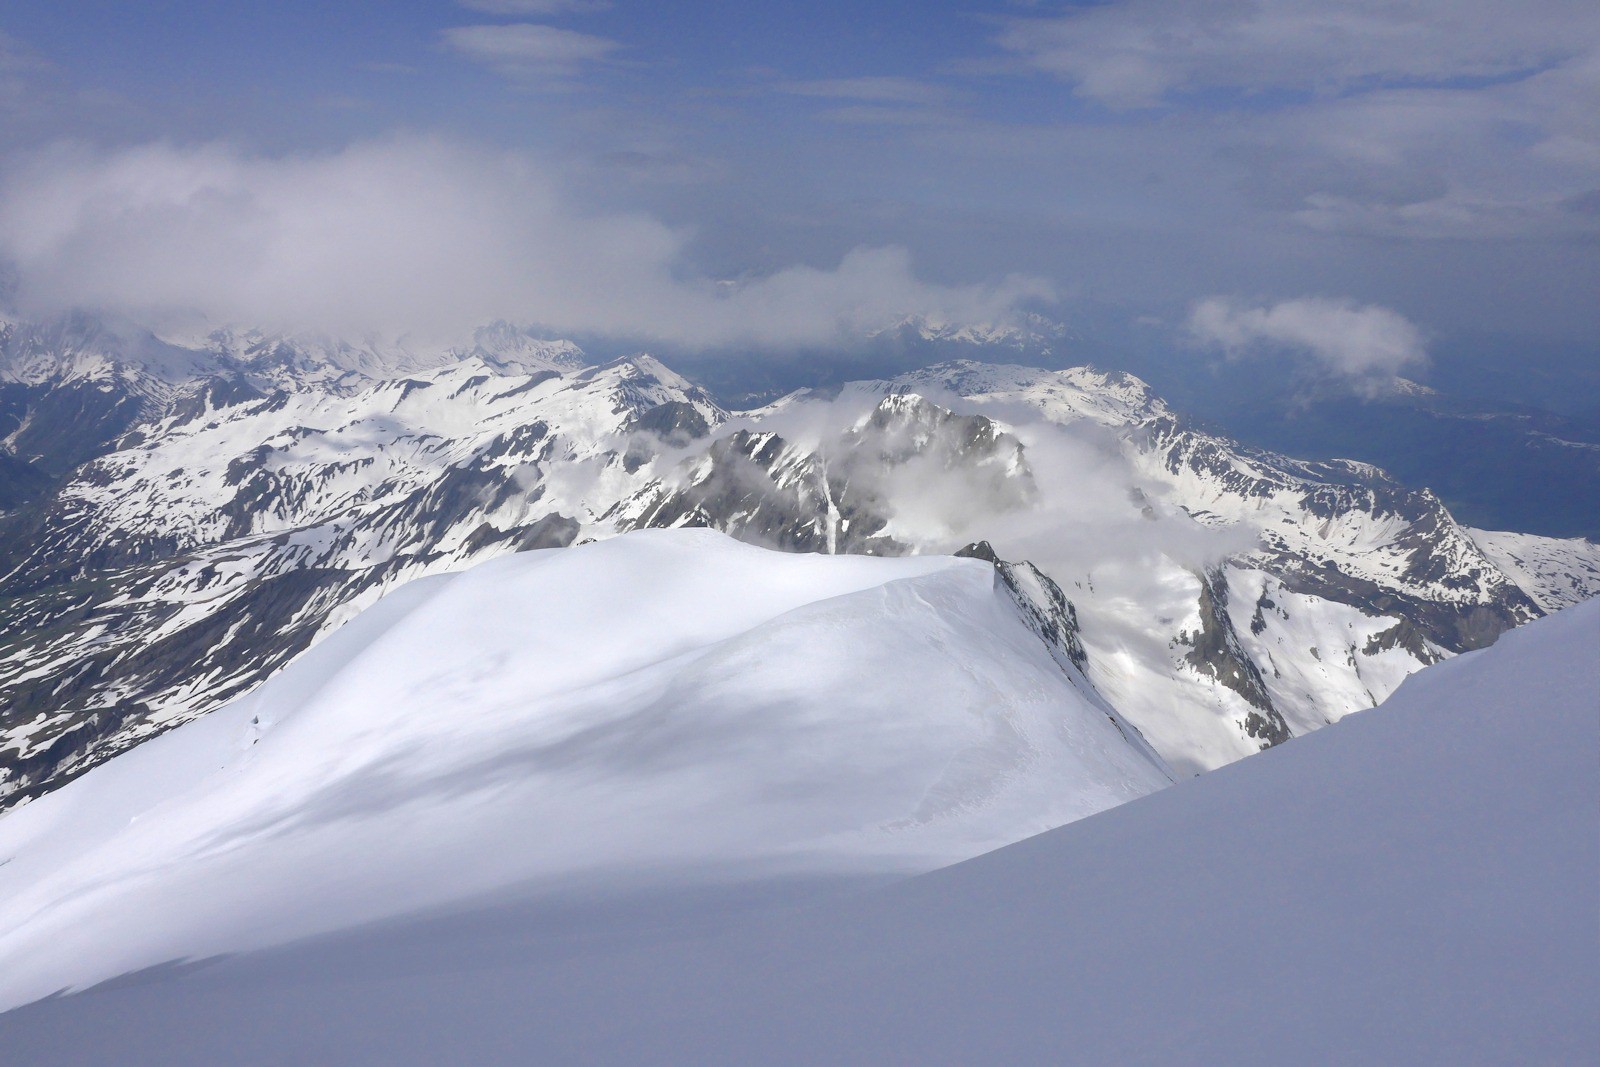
[0,138,1050,347]
[1187,296,1429,394]
[457,1,611,14]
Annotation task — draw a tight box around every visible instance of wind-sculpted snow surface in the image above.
[0,530,1172,1012]
[1,586,1592,1065]
[3,333,1598,805]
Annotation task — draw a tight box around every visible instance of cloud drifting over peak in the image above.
[1187,296,1429,394]
[0,138,1050,347]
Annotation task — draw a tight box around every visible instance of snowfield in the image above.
[1,568,1593,1064]
[0,529,1171,1012]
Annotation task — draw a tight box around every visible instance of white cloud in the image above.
[960,0,1600,246]
[997,0,1598,108]
[441,23,618,81]
[0,137,1050,347]
[972,1,1600,243]
[458,1,611,14]
[1187,296,1429,394]
[1270,49,1600,238]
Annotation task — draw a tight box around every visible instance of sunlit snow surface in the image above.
[1468,526,1600,611]
[0,529,1171,1011]
[2,579,1593,1065]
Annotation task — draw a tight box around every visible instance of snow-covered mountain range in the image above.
[2,315,1597,809]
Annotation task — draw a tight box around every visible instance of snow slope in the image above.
[0,529,1171,1012]
[1,580,1592,1064]
[1468,526,1600,611]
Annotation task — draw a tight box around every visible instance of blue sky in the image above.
[0,1,1596,384]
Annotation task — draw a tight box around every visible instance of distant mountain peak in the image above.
[869,311,1071,353]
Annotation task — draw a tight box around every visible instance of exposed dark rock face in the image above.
[1181,569,1292,749]
[1147,411,1541,655]
[461,513,580,557]
[1363,618,1442,664]
[849,395,1031,484]
[629,401,711,446]
[0,376,153,505]
[7,377,158,476]
[622,429,904,555]
[0,450,52,512]
[959,540,1090,675]
[1248,587,1277,636]
[955,538,1001,564]
[1268,556,1532,654]
[486,370,560,402]
[623,396,1031,557]
[166,376,267,429]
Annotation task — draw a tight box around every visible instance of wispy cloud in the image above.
[974,1,1600,243]
[995,0,1596,109]
[811,106,958,127]
[778,77,953,106]
[358,61,419,76]
[776,76,960,127]
[441,23,618,82]
[457,0,612,14]
[1188,296,1429,395]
